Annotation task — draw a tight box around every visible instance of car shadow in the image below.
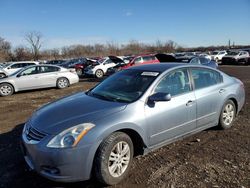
[0,123,105,188]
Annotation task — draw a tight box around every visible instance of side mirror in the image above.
[16,74,22,78]
[148,92,171,102]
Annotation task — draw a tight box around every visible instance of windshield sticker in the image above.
[141,72,159,76]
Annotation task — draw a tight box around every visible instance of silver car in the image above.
[21,63,245,185]
[0,65,79,96]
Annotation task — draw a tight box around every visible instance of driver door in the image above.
[144,68,197,147]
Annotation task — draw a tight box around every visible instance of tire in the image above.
[218,100,236,129]
[0,83,14,96]
[0,73,6,78]
[95,69,104,78]
[76,69,82,76]
[94,132,134,185]
[56,77,69,89]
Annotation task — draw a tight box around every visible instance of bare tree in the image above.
[24,31,43,60]
[0,37,12,62]
[14,46,32,61]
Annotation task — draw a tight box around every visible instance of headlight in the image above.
[47,123,95,148]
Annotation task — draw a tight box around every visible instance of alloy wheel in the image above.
[108,141,130,178]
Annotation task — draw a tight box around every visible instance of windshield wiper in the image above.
[88,92,128,103]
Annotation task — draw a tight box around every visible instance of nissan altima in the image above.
[21,63,245,185]
[0,65,79,96]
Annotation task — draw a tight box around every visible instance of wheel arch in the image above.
[0,82,16,92]
[57,77,70,85]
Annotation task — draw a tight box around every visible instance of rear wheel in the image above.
[218,100,236,129]
[56,77,69,89]
[95,69,104,78]
[94,132,134,185]
[0,83,14,96]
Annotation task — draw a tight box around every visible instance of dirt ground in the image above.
[0,66,249,188]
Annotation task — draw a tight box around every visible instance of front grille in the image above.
[26,127,47,142]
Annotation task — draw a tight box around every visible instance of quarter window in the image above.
[191,68,222,90]
[154,69,191,96]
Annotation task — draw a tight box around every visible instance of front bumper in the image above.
[21,133,95,182]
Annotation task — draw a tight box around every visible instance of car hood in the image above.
[30,92,127,134]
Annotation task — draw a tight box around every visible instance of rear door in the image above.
[190,68,224,128]
[36,66,61,87]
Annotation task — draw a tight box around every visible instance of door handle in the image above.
[186,100,195,106]
[219,89,226,93]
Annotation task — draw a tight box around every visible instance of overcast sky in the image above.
[0,0,249,49]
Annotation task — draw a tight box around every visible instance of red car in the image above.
[121,54,159,70]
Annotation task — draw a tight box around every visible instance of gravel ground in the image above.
[0,66,249,188]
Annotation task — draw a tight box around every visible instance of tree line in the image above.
[0,31,249,62]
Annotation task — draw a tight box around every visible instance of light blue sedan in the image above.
[21,63,245,185]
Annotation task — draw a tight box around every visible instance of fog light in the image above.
[41,166,60,175]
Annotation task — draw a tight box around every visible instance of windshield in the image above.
[87,69,160,103]
[97,58,106,64]
[1,63,11,68]
[227,51,239,56]
[211,51,219,55]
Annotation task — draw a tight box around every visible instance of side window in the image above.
[142,56,151,62]
[105,59,113,64]
[154,69,191,96]
[191,68,222,90]
[20,67,37,76]
[134,57,142,64]
[10,64,20,69]
[199,58,209,65]
[40,66,60,73]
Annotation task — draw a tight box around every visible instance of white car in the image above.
[210,50,227,62]
[199,53,211,60]
[0,65,79,96]
[0,61,39,78]
[84,56,124,78]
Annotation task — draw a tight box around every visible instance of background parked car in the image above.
[155,53,218,69]
[60,58,87,69]
[221,50,249,65]
[84,56,124,78]
[210,50,227,62]
[46,60,66,65]
[0,65,79,96]
[106,55,159,75]
[0,61,39,78]
[74,58,96,76]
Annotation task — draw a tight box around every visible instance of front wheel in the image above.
[56,77,69,89]
[0,83,14,96]
[94,132,134,185]
[218,100,236,129]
